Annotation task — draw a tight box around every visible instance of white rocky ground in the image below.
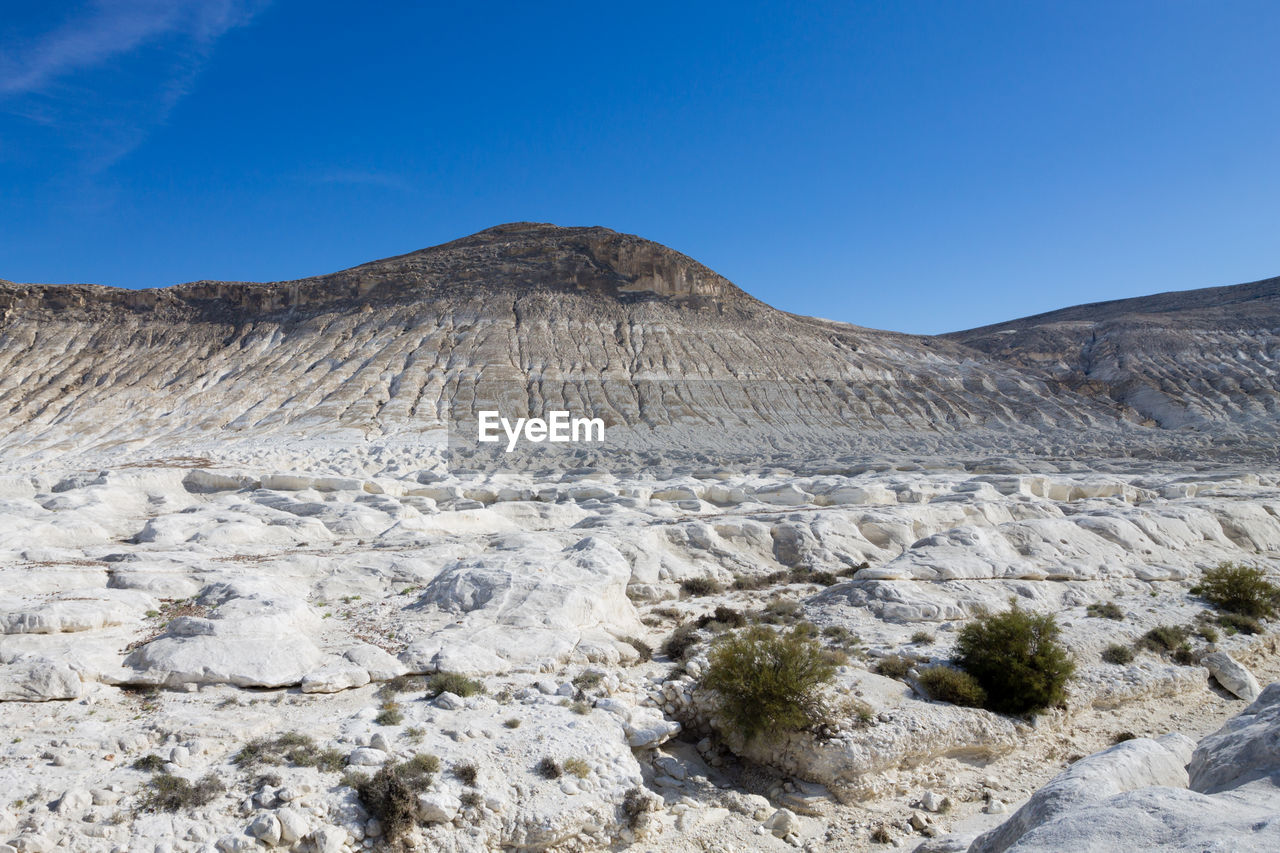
[1,449,1279,852]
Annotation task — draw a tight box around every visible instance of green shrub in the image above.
[916,666,986,707]
[696,606,747,631]
[701,626,837,741]
[376,674,423,698]
[759,598,802,625]
[453,762,478,786]
[131,754,165,772]
[425,671,485,699]
[680,577,723,597]
[874,654,915,680]
[1086,601,1125,620]
[910,630,935,644]
[139,773,223,812]
[1194,562,1280,618]
[809,571,839,586]
[1101,643,1134,665]
[1218,612,1264,635]
[1172,645,1196,666]
[953,604,1075,716]
[1138,625,1189,653]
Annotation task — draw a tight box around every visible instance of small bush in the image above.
[374,701,404,726]
[536,757,562,779]
[622,786,652,829]
[822,625,860,647]
[623,636,653,661]
[1172,645,1196,666]
[139,773,223,812]
[234,732,342,771]
[1138,625,1189,654]
[504,717,521,729]
[1218,612,1263,635]
[425,671,485,699]
[732,571,790,591]
[353,764,419,842]
[701,626,837,741]
[459,790,484,808]
[1194,562,1280,618]
[910,630,934,644]
[953,604,1075,716]
[916,666,986,707]
[377,674,422,698]
[1102,644,1134,665]
[572,671,604,690]
[566,700,591,715]
[1112,731,1137,744]
[697,606,747,631]
[1196,624,1220,643]
[759,598,801,625]
[661,623,702,661]
[1086,601,1125,620]
[404,726,424,743]
[563,757,591,778]
[809,571,839,586]
[131,754,165,772]
[453,762,478,786]
[680,577,723,597]
[874,654,915,680]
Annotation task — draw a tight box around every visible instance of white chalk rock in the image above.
[1203,651,1261,702]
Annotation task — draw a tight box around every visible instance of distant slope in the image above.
[0,223,1275,468]
[947,276,1280,429]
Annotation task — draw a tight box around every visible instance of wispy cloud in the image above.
[0,0,269,169]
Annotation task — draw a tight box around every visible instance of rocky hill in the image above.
[0,223,1275,471]
[948,275,1280,432]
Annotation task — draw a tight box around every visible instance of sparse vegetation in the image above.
[874,654,916,680]
[1102,643,1135,665]
[563,757,591,778]
[567,700,591,715]
[453,762,478,786]
[701,625,837,741]
[680,577,723,597]
[139,773,223,812]
[1193,562,1280,619]
[536,757,562,779]
[758,598,802,625]
[1138,624,1190,654]
[572,671,604,690]
[953,604,1075,716]
[1218,612,1263,635]
[375,701,404,726]
[233,732,344,772]
[622,786,652,829]
[916,665,986,707]
[1086,601,1125,620]
[661,622,702,661]
[424,671,485,699]
[910,630,935,644]
[504,717,521,729]
[131,754,166,772]
[623,636,653,661]
[350,757,436,842]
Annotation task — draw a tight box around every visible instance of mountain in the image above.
[0,223,1275,469]
[947,276,1280,430]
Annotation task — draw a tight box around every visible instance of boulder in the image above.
[1203,651,1261,702]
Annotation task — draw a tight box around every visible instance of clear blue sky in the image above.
[2,1,1277,334]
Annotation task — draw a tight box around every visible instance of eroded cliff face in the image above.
[948,276,1280,430]
[0,223,1275,468]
